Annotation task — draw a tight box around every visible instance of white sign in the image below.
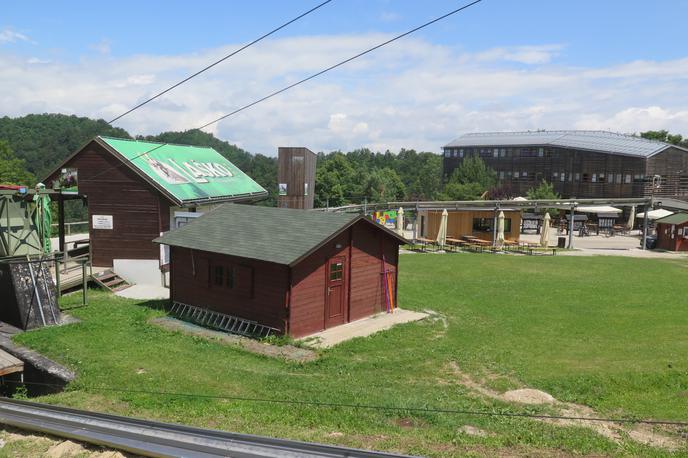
[92,214,113,230]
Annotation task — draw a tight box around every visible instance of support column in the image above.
[568,206,575,249]
[412,202,419,241]
[642,204,649,250]
[57,192,66,253]
[492,207,498,247]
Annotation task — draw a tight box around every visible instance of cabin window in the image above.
[608,174,614,184]
[599,173,605,183]
[459,149,464,158]
[625,174,632,184]
[444,150,450,158]
[493,148,499,157]
[575,173,580,181]
[453,150,458,157]
[538,147,544,157]
[214,265,224,287]
[473,218,493,232]
[592,174,597,183]
[226,267,235,288]
[514,171,520,179]
[500,148,506,157]
[616,173,622,183]
[329,261,344,281]
[560,173,565,182]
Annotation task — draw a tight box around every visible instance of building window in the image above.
[568,173,573,182]
[608,174,614,184]
[444,150,450,158]
[592,174,597,183]
[538,147,544,157]
[552,172,558,179]
[514,171,520,179]
[560,172,565,182]
[226,267,235,288]
[616,173,622,183]
[506,171,512,177]
[472,218,493,232]
[520,148,538,158]
[500,148,506,157]
[575,173,580,181]
[459,149,464,158]
[583,173,590,182]
[625,174,632,184]
[493,148,499,157]
[329,260,344,281]
[499,171,505,179]
[599,173,605,183]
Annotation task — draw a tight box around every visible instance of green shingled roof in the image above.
[655,212,688,225]
[155,204,405,266]
[99,136,267,205]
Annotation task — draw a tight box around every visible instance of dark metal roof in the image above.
[655,212,688,225]
[155,204,406,266]
[443,130,688,158]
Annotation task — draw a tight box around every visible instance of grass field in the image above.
[13,254,688,456]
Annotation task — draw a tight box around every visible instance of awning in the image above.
[576,205,622,214]
[636,209,674,220]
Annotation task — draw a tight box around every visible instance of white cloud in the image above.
[0,34,687,156]
[89,39,111,55]
[0,29,32,44]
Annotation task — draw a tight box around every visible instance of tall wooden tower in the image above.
[277,147,316,209]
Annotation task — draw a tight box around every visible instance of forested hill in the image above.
[0,113,444,207]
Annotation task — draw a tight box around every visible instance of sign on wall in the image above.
[278,183,288,195]
[92,215,113,230]
[55,168,78,192]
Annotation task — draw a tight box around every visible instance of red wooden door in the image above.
[325,256,346,328]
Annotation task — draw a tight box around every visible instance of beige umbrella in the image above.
[436,209,448,248]
[540,212,551,247]
[396,207,405,237]
[627,205,636,231]
[496,211,505,246]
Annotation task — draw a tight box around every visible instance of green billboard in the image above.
[101,137,267,205]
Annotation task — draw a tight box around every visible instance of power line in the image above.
[107,0,335,125]
[4,380,688,427]
[195,0,484,130]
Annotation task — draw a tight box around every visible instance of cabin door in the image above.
[325,256,346,328]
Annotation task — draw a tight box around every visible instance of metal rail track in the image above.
[0,398,414,457]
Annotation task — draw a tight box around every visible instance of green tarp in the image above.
[101,137,267,205]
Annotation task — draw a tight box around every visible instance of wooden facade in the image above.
[45,140,170,267]
[443,144,688,200]
[277,147,316,209]
[419,209,522,242]
[167,218,401,338]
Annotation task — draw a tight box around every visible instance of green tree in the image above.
[526,179,560,200]
[436,182,485,201]
[448,156,497,189]
[0,140,35,186]
[640,130,688,147]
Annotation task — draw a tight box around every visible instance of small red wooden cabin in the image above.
[155,204,407,337]
[655,213,688,251]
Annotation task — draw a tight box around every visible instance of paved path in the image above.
[115,284,169,300]
[301,309,428,348]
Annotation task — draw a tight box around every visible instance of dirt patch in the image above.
[46,440,85,457]
[503,388,556,404]
[458,425,492,437]
[150,317,317,362]
[447,362,684,451]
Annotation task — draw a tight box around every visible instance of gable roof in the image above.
[154,203,407,266]
[44,136,267,206]
[444,130,688,158]
[655,212,688,225]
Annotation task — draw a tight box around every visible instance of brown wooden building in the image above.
[443,131,688,200]
[417,208,522,243]
[155,204,406,337]
[43,136,266,284]
[277,147,316,209]
[655,213,688,251]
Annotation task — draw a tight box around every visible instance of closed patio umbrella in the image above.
[496,211,505,246]
[540,212,551,247]
[627,205,635,231]
[436,209,448,248]
[396,207,405,237]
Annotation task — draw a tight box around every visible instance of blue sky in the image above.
[2,1,688,154]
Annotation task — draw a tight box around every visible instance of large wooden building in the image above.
[156,204,406,337]
[44,136,266,284]
[655,213,688,251]
[443,131,688,200]
[417,208,522,243]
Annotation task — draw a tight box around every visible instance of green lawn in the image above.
[13,254,688,456]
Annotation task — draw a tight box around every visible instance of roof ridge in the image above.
[99,135,216,151]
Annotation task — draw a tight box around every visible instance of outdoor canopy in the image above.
[636,208,674,220]
[575,205,622,214]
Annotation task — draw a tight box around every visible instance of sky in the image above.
[2,0,688,156]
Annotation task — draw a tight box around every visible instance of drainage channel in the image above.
[0,398,415,458]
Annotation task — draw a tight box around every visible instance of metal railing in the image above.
[51,221,88,236]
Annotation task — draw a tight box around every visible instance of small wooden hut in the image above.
[155,204,407,337]
[655,213,688,251]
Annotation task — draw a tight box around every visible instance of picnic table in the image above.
[445,237,465,252]
[415,237,437,252]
